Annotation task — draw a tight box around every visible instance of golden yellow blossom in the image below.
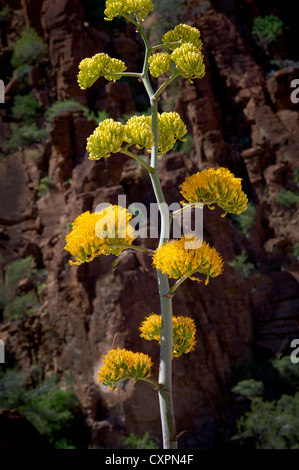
[104,0,154,21]
[77,53,127,89]
[162,24,203,51]
[171,43,205,82]
[139,314,197,357]
[148,52,171,77]
[97,348,153,390]
[152,234,224,285]
[64,206,136,265]
[87,119,125,160]
[180,167,248,216]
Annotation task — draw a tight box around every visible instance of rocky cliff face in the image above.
[0,0,298,448]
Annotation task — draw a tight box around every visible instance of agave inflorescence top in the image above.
[104,0,154,22]
[181,167,248,216]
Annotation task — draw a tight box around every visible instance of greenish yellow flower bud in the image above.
[148,52,171,77]
[86,118,125,160]
[104,0,154,22]
[171,43,205,82]
[158,112,187,155]
[125,115,154,149]
[77,53,127,89]
[162,23,203,51]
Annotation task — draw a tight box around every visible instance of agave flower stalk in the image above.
[133,17,177,450]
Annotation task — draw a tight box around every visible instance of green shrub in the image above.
[231,356,299,448]
[252,15,285,51]
[0,369,29,409]
[272,356,299,389]
[227,250,254,279]
[87,109,110,123]
[37,176,53,198]
[7,123,49,152]
[234,393,299,449]
[3,290,39,320]
[232,379,264,398]
[6,256,35,286]
[45,100,90,122]
[230,201,257,235]
[11,94,41,121]
[0,369,80,448]
[11,27,47,72]
[122,431,160,449]
[275,188,299,208]
[1,256,47,320]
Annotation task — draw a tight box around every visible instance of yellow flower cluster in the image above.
[87,119,125,160]
[171,43,205,82]
[162,24,203,51]
[86,112,187,159]
[124,112,187,155]
[97,348,153,390]
[158,112,187,155]
[139,314,197,357]
[148,52,171,77]
[104,0,154,21]
[125,115,154,150]
[64,206,135,265]
[152,235,224,285]
[180,168,248,216]
[77,53,127,89]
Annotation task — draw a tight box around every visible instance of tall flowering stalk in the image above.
[64,0,248,449]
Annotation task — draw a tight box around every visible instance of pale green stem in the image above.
[171,202,204,218]
[151,41,182,51]
[137,377,169,391]
[111,244,153,255]
[120,148,154,174]
[135,20,177,450]
[167,276,188,296]
[153,72,180,100]
[110,72,142,78]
